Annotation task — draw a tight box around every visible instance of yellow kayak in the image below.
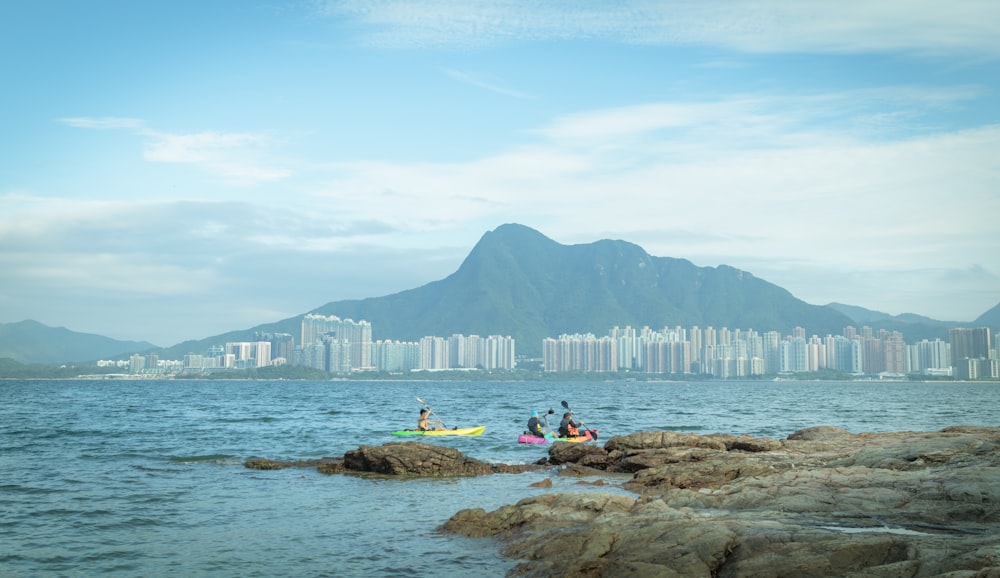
[391,425,486,437]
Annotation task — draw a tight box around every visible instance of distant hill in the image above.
[0,320,158,364]
[826,303,984,342]
[825,303,897,325]
[975,302,1000,327]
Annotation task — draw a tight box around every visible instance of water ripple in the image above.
[2,378,997,576]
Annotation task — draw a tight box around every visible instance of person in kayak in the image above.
[558,411,580,438]
[417,408,444,431]
[526,410,545,437]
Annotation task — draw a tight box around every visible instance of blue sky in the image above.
[2,0,998,346]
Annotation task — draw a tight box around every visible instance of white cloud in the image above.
[59,118,292,187]
[17,84,1000,339]
[141,129,293,186]
[308,91,1000,289]
[142,131,262,163]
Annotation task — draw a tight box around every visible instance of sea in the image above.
[2,378,998,577]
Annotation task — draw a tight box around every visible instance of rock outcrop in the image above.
[442,426,1000,577]
[245,441,541,477]
[342,442,493,476]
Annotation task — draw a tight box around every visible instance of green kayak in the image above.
[391,425,486,437]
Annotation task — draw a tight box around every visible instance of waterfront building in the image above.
[225,341,271,368]
[255,331,294,363]
[950,327,992,366]
[862,335,885,374]
[371,339,420,372]
[420,336,449,370]
[323,336,351,374]
[883,331,906,374]
[129,353,145,374]
[905,339,950,375]
[763,331,782,374]
[298,314,372,371]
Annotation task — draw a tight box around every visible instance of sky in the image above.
[2,0,999,347]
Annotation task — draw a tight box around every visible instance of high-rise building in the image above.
[905,339,950,374]
[883,331,906,374]
[372,340,421,372]
[763,331,782,374]
[299,314,372,371]
[420,336,449,369]
[950,327,992,366]
[255,331,294,362]
[129,353,145,374]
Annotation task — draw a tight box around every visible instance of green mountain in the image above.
[158,223,845,360]
[0,320,158,364]
[297,223,855,357]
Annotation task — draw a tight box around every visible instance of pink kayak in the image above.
[517,429,599,444]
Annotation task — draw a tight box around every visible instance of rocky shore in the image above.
[244,441,541,476]
[246,426,1000,576]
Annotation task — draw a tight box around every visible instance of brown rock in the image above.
[786,425,855,441]
[441,426,1000,577]
[342,441,492,477]
[547,441,609,467]
[243,457,342,471]
[727,435,783,452]
[246,442,546,477]
[604,430,728,452]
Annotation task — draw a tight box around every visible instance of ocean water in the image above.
[2,378,997,577]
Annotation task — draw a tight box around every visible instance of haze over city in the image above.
[2,1,998,346]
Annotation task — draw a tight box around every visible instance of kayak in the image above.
[391,425,486,437]
[517,429,599,444]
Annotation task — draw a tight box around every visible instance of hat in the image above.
[531,410,538,417]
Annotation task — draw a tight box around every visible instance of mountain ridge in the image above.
[4,224,997,364]
[307,223,855,356]
[0,320,157,365]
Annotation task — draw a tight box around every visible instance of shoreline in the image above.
[438,425,1000,576]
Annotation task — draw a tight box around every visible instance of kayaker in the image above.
[558,411,580,438]
[526,410,545,437]
[417,408,444,431]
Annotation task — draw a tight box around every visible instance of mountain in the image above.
[0,320,158,364]
[7,225,991,366]
[825,303,897,325]
[975,302,1000,327]
[289,223,856,358]
[827,303,984,342]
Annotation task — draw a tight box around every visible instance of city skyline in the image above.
[2,2,998,346]
[106,316,997,380]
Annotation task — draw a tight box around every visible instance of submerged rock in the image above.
[243,457,341,471]
[441,426,1000,577]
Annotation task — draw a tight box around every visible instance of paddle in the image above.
[416,397,447,429]
[560,400,598,441]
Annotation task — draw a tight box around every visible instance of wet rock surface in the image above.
[245,441,541,477]
[342,442,493,476]
[441,426,1000,577]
